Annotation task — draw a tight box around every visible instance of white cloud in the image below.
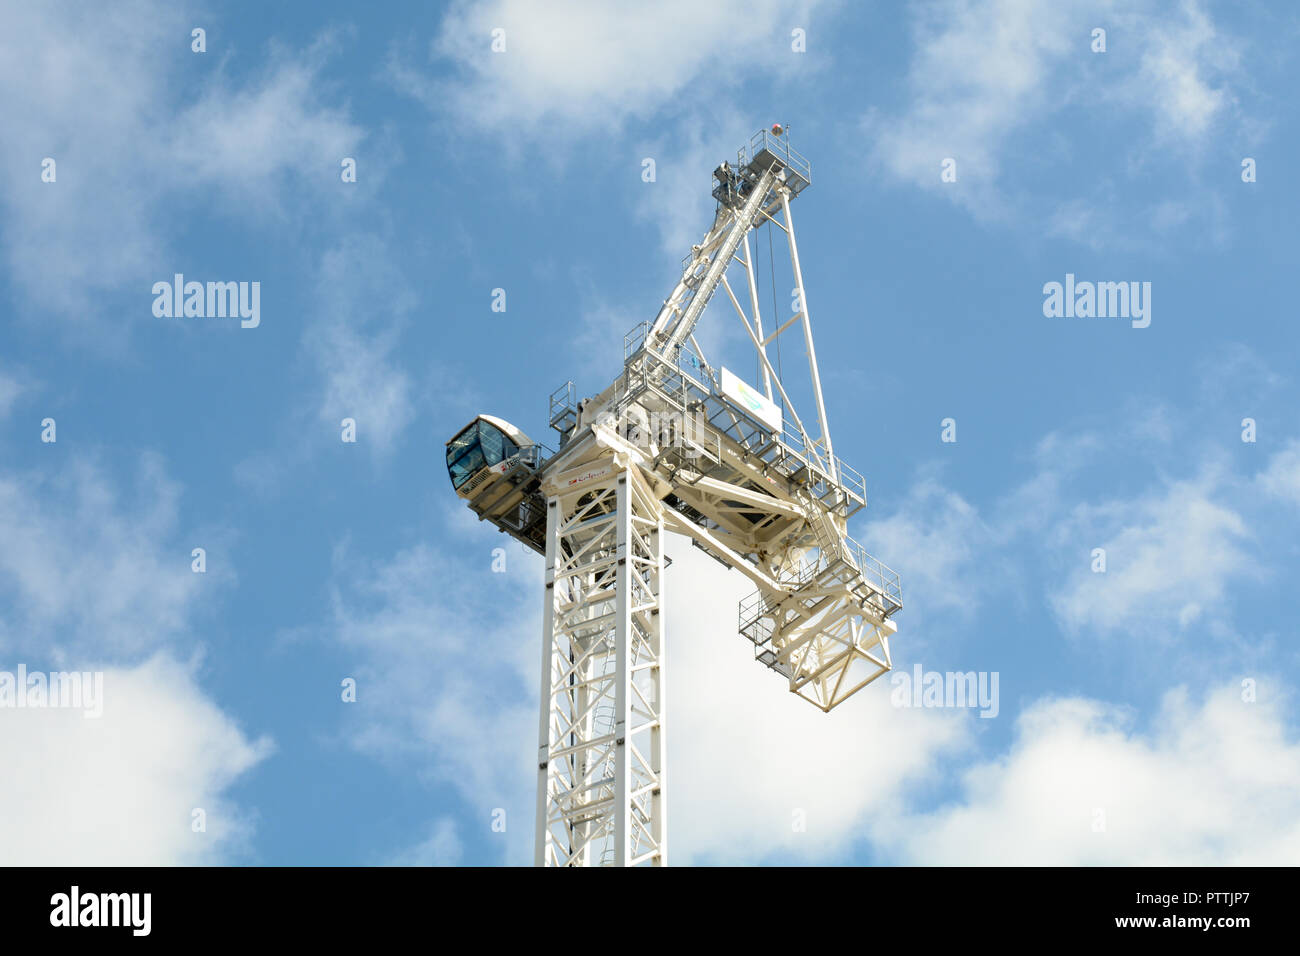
[0,454,267,864]
[0,3,365,332]
[866,0,1077,215]
[867,0,1249,234]
[1198,344,1286,403]
[864,421,1291,647]
[570,294,641,378]
[0,1,173,330]
[1256,440,1300,508]
[0,653,271,865]
[399,0,823,263]
[0,370,22,419]
[168,36,364,205]
[309,236,418,458]
[384,817,465,866]
[325,530,540,864]
[231,234,421,485]
[883,680,1300,864]
[855,430,1100,636]
[405,0,821,137]
[0,455,214,660]
[861,473,992,626]
[1118,0,1240,145]
[664,540,970,863]
[629,119,757,259]
[314,323,414,456]
[1049,470,1255,637]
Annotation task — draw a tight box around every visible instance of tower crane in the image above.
[445,126,902,867]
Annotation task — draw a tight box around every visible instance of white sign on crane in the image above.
[719,366,783,433]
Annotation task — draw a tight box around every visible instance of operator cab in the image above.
[446,415,540,499]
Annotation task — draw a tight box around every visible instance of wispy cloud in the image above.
[866,0,1254,244]
[862,470,995,629]
[398,0,823,137]
[396,0,824,263]
[864,383,1298,652]
[323,525,540,864]
[0,454,219,660]
[383,817,465,866]
[0,3,365,337]
[0,368,25,420]
[1048,466,1256,636]
[308,235,419,459]
[1256,439,1300,508]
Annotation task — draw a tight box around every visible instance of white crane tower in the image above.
[445,126,903,867]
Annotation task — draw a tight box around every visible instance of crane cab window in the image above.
[447,419,521,490]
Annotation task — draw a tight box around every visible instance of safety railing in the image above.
[741,128,811,196]
[549,380,577,437]
[785,535,900,609]
[517,443,552,470]
[624,321,649,361]
[839,535,903,614]
[737,531,902,635]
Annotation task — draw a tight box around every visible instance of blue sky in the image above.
[2,0,1299,866]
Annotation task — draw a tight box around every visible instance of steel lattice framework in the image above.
[452,128,903,866]
[535,463,666,866]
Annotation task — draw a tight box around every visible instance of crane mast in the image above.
[448,127,903,867]
[647,161,777,354]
